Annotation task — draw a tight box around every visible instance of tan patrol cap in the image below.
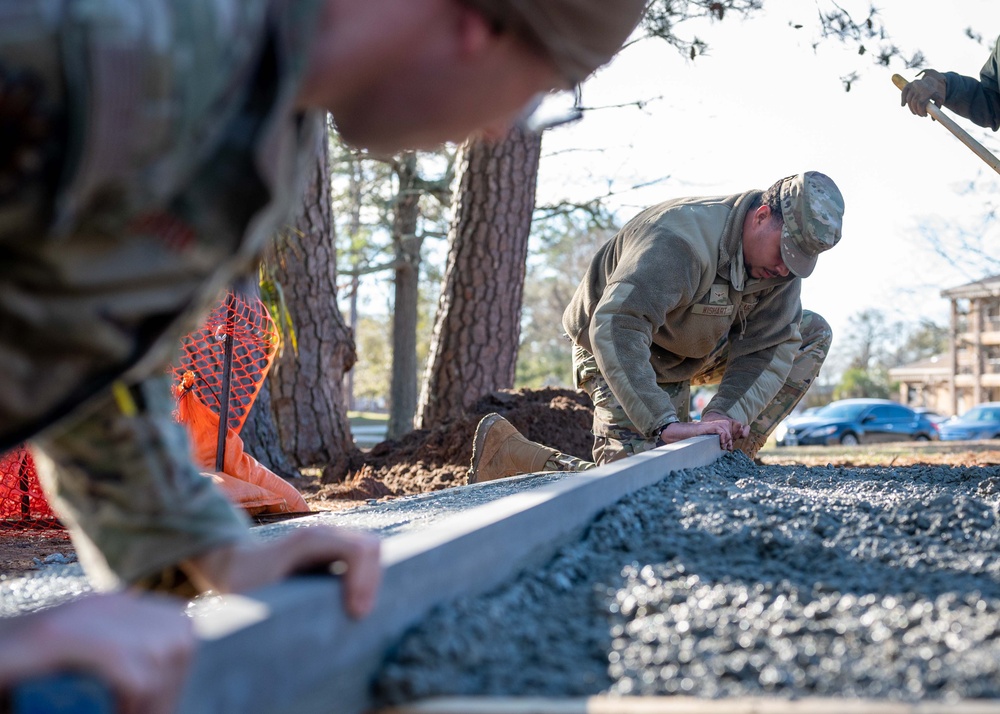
[779,171,845,279]
[462,0,648,84]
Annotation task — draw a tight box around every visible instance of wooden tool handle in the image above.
[893,73,1000,175]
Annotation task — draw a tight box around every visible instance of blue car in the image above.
[937,402,1000,441]
[774,398,939,447]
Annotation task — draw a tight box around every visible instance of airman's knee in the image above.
[800,310,832,351]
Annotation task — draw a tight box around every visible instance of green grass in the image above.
[347,411,388,427]
[759,438,1000,467]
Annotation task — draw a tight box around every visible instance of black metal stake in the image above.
[215,292,237,472]
[19,451,29,520]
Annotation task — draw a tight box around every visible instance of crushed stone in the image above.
[375,452,1000,705]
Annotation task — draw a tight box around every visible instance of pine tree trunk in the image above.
[387,153,422,440]
[231,269,300,478]
[269,118,358,474]
[241,377,300,479]
[417,128,542,427]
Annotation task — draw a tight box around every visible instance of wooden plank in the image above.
[177,437,724,714]
[380,695,1000,714]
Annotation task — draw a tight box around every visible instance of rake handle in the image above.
[893,73,1000,175]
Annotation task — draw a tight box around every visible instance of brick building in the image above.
[890,274,1000,416]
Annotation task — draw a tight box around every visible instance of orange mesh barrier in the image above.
[0,446,64,533]
[175,389,309,515]
[170,291,280,435]
[172,291,308,516]
[0,292,289,535]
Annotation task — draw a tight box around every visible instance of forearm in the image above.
[589,297,678,436]
[593,346,677,436]
[943,72,1000,130]
[0,593,195,714]
[707,345,793,423]
[0,612,67,689]
[31,374,250,590]
[709,284,800,422]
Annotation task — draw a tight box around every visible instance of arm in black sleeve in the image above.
[942,37,1000,131]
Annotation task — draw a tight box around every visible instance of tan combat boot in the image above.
[468,413,560,484]
[734,431,768,462]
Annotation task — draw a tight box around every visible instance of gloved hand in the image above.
[901,69,947,117]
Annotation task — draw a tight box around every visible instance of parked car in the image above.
[772,407,823,444]
[937,402,1000,441]
[912,407,949,424]
[774,398,939,446]
[796,406,824,419]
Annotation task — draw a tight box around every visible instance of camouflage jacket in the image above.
[0,0,324,585]
[0,0,324,448]
[561,191,803,437]
[943,35,1000,131]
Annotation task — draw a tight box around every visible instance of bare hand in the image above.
[185,526,381,618]
[901,69,947,117]
[660,419,737,450]
[0,593,193,714]
[700,411,751,442]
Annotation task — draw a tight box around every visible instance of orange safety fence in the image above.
[175,386,308,515]
[0,446,64,534]
[0,290,307,535]
[170,291,280,435]
[170,291,309,516]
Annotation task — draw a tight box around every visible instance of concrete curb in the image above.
[177,436,724,714]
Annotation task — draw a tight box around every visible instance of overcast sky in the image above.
[535,0,1000,371]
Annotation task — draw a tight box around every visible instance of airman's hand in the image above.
[700,411,750,443]
[901,69,947,117]
[185,526,381,619]
[660,418,737,450]
[0,593,194,714]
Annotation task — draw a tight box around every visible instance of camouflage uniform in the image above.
[542,173,844,472]
[575,310,830,465]
[535,310,831,471]
[0,0,325,588]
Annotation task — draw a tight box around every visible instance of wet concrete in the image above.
[0,565,93,617]
[256,472,566,541]
[375,452,1000,705]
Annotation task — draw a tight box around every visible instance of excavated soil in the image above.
[302,389,1000,510]
[301,388,595,509]
[0,527,73,575]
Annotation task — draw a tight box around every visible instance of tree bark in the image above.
[417,128,542,427]
[387,153,422,440]
[227,268,300,479]
[241,376,300,479]
[269,118,357,474]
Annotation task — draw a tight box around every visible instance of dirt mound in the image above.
[317,471,397,501]
[321,388,595,498]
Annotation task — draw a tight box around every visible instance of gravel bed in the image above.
[375,452,1000,705]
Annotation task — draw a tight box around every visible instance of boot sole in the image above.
[468,413,504,484]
